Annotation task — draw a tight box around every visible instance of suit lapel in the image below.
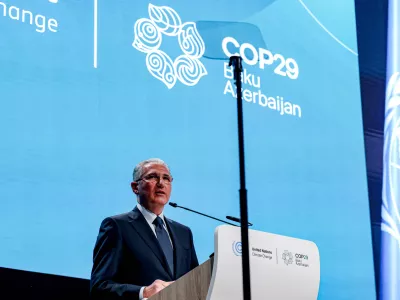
[128,207,174,279]
[165,217,184,279]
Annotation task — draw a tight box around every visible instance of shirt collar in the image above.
[137,203,166,225]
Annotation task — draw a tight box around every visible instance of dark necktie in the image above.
[153,216,174,275]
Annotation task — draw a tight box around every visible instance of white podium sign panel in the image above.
[207,225,320,300]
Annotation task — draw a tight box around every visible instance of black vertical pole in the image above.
[229,56,251,300]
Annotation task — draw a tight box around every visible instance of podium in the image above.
[150,225,320,300]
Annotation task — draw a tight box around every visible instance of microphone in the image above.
[169,202,238,226]
[226,216,253,226]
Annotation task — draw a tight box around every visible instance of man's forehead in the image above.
[143,163,170,174]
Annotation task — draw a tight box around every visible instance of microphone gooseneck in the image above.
[168,202,238,227]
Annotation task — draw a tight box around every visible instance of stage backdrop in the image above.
[0,0,375,299]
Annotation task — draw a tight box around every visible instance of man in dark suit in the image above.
[90,158,199,299]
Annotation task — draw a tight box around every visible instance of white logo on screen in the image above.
[132,4,207,89]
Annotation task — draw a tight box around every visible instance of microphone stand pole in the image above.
[229,56,251,300]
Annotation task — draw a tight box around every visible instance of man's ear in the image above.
[131,182,139,194]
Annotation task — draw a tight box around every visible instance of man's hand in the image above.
[143,279,174,298]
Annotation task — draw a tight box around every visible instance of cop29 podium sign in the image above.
[207,226,320,300]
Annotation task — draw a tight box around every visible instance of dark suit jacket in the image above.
[90,207,199,299]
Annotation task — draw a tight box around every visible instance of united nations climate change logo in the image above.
[282,250,293,265]
[132,3,207,89]
[232,241,242,256]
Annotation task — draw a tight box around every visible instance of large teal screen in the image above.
[0,0,375,299]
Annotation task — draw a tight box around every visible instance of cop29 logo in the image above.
[232,241,242,256]
[282,250,293,265]
[132,3,207,89]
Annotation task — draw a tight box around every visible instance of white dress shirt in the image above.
[136,203,173,299]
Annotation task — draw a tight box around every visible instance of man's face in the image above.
[131,163,172,211]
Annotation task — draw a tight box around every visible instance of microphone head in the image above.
[226,215,253,226]
[226,216,240,222]
[169,202,178,207]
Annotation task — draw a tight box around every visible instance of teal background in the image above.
[0,0,375,298]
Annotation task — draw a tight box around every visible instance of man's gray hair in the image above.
[132,158,171,181]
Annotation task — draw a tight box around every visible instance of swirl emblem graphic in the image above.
[132,3,207,89]
[133,19,162,53]
[382,72,400,248]
[232,241,242,256]
[282,250,293,266]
